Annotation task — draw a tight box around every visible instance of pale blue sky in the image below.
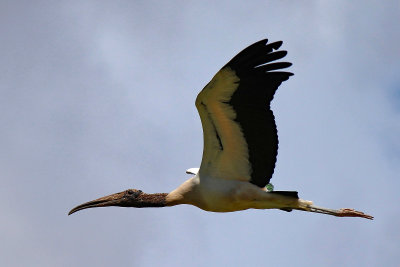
[1,1,399,266]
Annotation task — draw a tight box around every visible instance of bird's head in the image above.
[68,189,167,215]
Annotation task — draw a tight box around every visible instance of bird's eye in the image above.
[127,190,134,195]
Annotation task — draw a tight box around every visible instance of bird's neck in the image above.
[136,193,168,207]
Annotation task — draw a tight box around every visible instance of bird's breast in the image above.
[190,177,266,212]
[167,176,284,212]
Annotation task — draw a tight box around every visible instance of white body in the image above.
[167,174,310,212]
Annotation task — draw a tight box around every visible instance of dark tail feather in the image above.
[270,191,299,198]
[280,208,293,212]
[268,191,299,212]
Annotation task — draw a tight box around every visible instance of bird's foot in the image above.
[306,205,374,220]
[335,208,374,220]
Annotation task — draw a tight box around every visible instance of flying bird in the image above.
[69,39,373,220]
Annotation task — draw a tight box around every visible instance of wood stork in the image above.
[69,39,373,220]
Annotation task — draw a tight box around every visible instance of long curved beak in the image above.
[68,191,125,215]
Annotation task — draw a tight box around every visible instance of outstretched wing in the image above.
[195,39,293,188]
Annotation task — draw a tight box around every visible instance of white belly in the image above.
[172,175,297,212]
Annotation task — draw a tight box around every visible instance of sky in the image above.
[1,1,399,266]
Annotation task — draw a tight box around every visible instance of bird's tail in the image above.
[268,191,299,212]
[269,191,299,198]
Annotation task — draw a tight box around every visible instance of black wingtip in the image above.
[269,40,283,50]
[225,40,292,71]
[259,38,269,44]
